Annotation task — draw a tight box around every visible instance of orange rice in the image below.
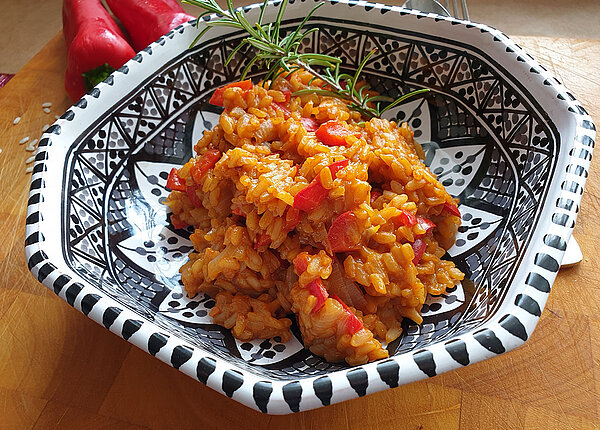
[165,70,464,365]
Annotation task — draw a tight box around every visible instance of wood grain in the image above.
[0,33,599,429]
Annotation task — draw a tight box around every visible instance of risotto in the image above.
[165,69,464,365]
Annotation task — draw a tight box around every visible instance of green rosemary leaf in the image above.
[224,40,247,66]
[379,88,430,115]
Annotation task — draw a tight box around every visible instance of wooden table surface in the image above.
[1,32,599,429]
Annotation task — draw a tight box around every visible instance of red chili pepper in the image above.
[301,117,319,132]
[416,217,436,235]
[166,168,186,191]
[443,202,461,217]
[208,80,254,106]
[306,279,329,313]
[292,252,310,274]
[105,0,195,52]
[63,0,136,101]
[190,149,221,183]
[293,159,349,212]
[284,207,301,231]
[315,120,356,146]
[328,211,361,253]
[412,237,427,265]
[330,294,364,334]
[253,233,272,250]
[170,214,188,230]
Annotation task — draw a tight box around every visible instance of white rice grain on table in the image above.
[41,124,49,132]
[43,108,51,114]
[42,102,52,108]
[13,116,21,125]
[25,155,36,164]
[19,136,30,145]
[25,166,34,173]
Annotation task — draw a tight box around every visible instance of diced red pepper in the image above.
[274,102,291,119]
[292,180,329,212]
[412,237,427,265]
[186,184,203,208]
[392,210,417,228]
[327,159,349,176]
[284,207,301,231]
[293,252,310,274]
[209,79,253,106]
[328,211,361,253]
[232,207,246,217]
[306,279,329,313]
[254,232,271,250]
[190,149,221,183]
[370,189,382,206]
[170,214,188,230]
[166,167,186,191]
[315,120,356,146]
[443,202,461,217]
[331,294,364,335]
[301,117,319,132]
[282,90,292,102]
[293,159,349,212]
[416,216,436,235]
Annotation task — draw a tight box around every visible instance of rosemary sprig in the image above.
[183,0,428,118]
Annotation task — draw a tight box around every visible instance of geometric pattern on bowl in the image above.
[26,0,594,414]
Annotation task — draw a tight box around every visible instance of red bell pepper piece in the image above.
[254,233,272,250]
[63,0,136,101]
[370,189,382,206]
[190,149,221,183]
[284,207,301,231]
[301,117,319,132]
[315,120,356,146]
[170,214,188,230]
[392,210,417,228]
[293,159,349,212]
[105,0,195,52]
[274,102,291,119]
[328,211,361,253]
[416,217,436,235]
[412,237,427,265]
[282,90,292,102]
[443,202,461,217]
[166,168,186,191]
[292,252,310,274]
[186,184,203,208]
[330,295,364,335]
[306,279,329,313]
[292,180,329,212]
[327,159,349,176]
[208,80,254,106]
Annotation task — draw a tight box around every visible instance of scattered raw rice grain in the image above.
[25,166,34,173]
[43,108,51,114]
[25,145,36,152]
[25,155,36,164]
[42,124,49,132]
[42,102,53,108]
[19,136,30,145]
[55,115,60,120]
[13,116,21,125]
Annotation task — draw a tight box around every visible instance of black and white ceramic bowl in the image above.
[25,0,595,414]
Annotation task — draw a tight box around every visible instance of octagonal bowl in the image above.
[25,0,595,414]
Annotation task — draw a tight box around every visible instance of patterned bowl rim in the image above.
[24,0,595,414]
